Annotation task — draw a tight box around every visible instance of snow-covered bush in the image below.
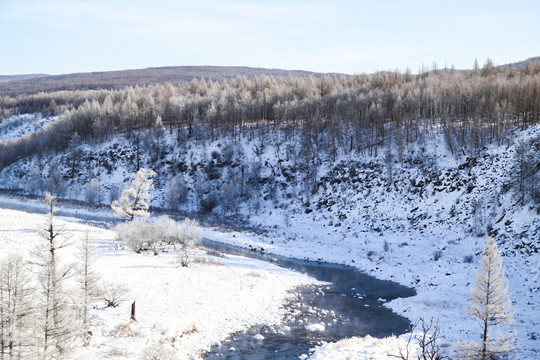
[154,215,182,245]
[140,342,179,360]
[177,218,202,267]
[114,216,201,260]
[178,218,202,247]
[114,220,156,253]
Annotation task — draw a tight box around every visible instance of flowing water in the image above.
[202,239,415,359]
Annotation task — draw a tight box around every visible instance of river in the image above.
[202,239,415,359]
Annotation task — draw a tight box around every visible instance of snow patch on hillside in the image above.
[0,113,57,140]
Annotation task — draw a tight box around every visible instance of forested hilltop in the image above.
[0,66,331,95]
[0,59,539,247]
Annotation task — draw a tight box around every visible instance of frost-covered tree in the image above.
[177,219,202,267]
[462,237,515,360]
[111,168,155,221]
[75,230,101,328]
[45,160,66,197]
[0,253,35,359]
[34,192,77,359]
[166,174,189,210]
[140,341,179,360]
[84,176,103,205]
[26,165,43,196]
[220,168,241,216]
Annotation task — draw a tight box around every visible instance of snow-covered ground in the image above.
[0,206,318,359]
[306,334,420,360]
[1,193,538,359]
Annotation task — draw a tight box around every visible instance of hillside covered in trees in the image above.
[1,59,539,209]
[0,66,332,95]
[0,60,539,357]
[1,60,539,225]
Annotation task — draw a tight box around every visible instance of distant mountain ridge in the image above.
[501,56,540,68]
[1,57,539,95]
[0,66,338,95]
[0,74,49,83]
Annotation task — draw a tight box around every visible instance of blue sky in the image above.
[0,0,538,75]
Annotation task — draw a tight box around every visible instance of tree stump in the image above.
[130,301,137,321]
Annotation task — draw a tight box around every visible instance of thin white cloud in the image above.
[0,0,237,41]
[202,1,334,19]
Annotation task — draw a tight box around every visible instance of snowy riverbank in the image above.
[204,219,539,359]
[0,206,318,359]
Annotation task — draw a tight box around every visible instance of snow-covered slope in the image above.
[0,115,539,358]
[0,113,57,140]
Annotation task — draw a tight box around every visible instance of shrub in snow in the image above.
[140,342,179,360]
[102,282,129,308]
[114,216,201,259]
[154,215,182,245]
[390,318,443,360]
[463,254,474,263]
[433,250,443,261]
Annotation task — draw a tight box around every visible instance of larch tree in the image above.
[0,253,35,359]
[464,237,515,360]
[111,168,156,221]
[34,192,76,359]
[75,230,101,329]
